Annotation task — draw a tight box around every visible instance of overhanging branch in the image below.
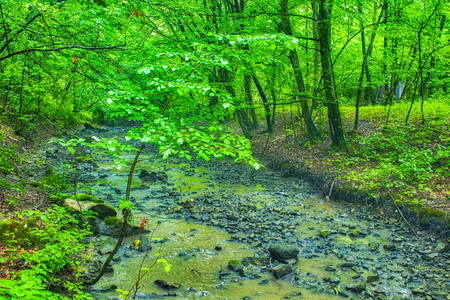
[0,44,126,62]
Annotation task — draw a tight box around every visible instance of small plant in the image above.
[0,206,93,299]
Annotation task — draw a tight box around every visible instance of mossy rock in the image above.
[0,218,40,246]
[64,198,116,219]
[84,122,105,131]
[104,216,121,226]
[69,193,104,204]
[416,208,450,228]
[227,260,244,272]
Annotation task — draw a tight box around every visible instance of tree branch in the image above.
[0,44,126,62]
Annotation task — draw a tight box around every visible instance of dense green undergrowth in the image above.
[0,206,92,300]
[326,100,450,210]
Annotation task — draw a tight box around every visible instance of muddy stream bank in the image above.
[49,128,450,300]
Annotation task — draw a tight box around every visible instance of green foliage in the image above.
[332,104,450,206]
[39,163,72,204]
[0,206,93,299]
[0,132,23,174]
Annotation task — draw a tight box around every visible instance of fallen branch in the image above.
[389,192,419,239]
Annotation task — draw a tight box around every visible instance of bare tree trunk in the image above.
[244,74,258,128]
[318,0,345,148]
[281,0,319,140]
[252,75,272,132]
[354,2,385,132]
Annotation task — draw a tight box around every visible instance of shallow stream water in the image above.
[77,129,449,300]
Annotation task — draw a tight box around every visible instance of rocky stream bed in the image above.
[34,127,450,299]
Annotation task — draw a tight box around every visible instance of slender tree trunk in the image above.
[354,3,385,132]
[281,0,319,140]
[311,0,321,109]
[318,0,345,148]
[252,75,272,132]
[244,75,258,129]
[420,15,446,97]
[219,66,252,137]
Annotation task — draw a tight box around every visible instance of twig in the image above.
[328,179,335,199]
[131,223,160,300]
[388,192,419,238]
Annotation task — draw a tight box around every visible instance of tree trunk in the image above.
[218,66,252,137]
[311,0,321,109]
[252,75,272,133]
[281,0,319,140]
[318,0,345,148]
[244,74,258,129]
[354,2,385,132]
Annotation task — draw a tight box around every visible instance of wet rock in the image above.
[411,288,426,295]
[179,199,194,209]
[346,283,365,293]
[97,220,149,238]
[154,280,181,290]
[324,266,336,272]
[228,260,243,273]
[383,244,396,251]
[137,236,151,252]
[242,265,261,276]
[368,242,379,251]
[271,264,292,279]
[423,253,439,261]
[139,170,168,183]
[268,244,299,263]
[64,198,117,220]
[366,273,379,283]
[99,236,117,254]
[436,242,449,253]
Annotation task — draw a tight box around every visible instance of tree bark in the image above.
[318,0,345,148]
[252,75,272,132]
[281,0,319,140]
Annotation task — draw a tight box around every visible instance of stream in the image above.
[58,128,449,300]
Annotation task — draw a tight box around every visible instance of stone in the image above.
[154,280,181,290]
[81,216,100,235]
[97,219,149,238]
[271,264,292,279]
[268,243,299,263]
[369,242,379,251]
[383,244,396,251]
[138,236,151,252]
[139,170,168,183]
[64,198,116,220]
[99,236,117,254]
[436,242,449,253]
[179,199,194,209]
[366,273,379,283]
[228,260,243,273]
[346,283,366,293]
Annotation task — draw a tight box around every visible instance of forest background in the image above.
[0,0,449,298]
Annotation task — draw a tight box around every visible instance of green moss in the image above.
[70,193,103,203]
[417,208,450,228]
[228,260,242,267]
[104,216,121,225]
[84,122,104,130]
[0,219,39,246]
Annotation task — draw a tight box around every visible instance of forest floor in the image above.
[246,104,450,231]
